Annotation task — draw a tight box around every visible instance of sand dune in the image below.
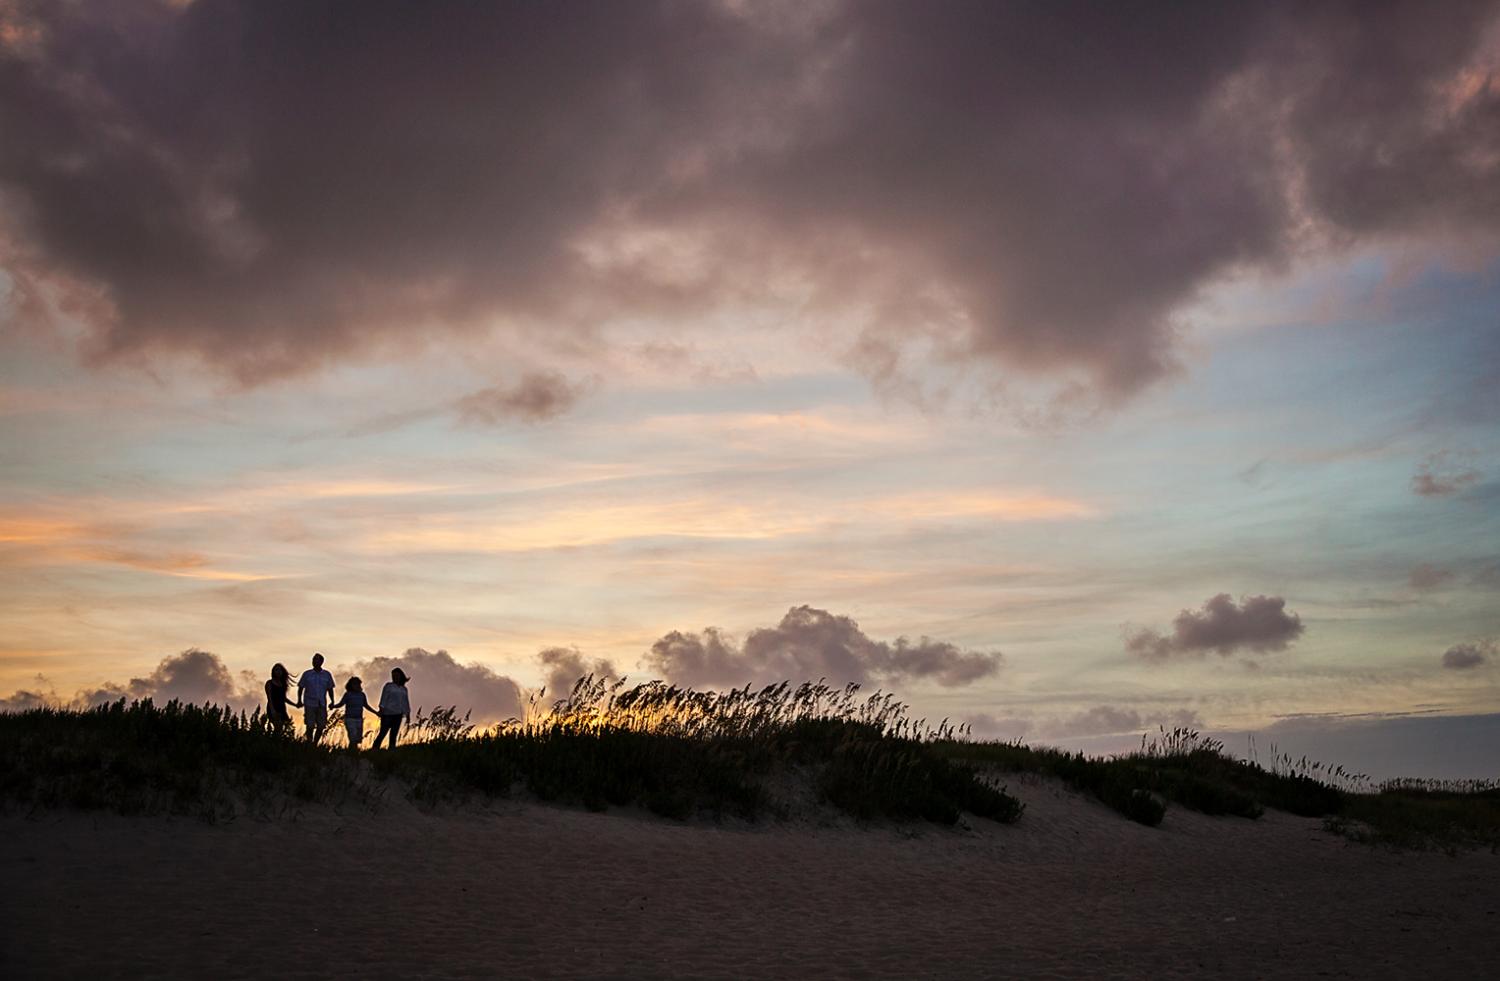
[4,774,1496,979]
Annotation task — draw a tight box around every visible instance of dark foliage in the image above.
[5,698,1491,849]
[0,681,1024,827]
[937,727,1499,850]
[1331,780,1500,851]
[0,699,361,821]
[379,680,1024,824]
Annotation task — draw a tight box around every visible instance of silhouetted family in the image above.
[263,653,412,748]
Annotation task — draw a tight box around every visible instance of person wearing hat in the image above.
[297,652,336,742]
[373,667,411,749]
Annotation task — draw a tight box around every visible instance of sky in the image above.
[1,0,1498,779]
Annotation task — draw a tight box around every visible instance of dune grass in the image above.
[2,689,1493,849]
[1330,780,1500,852]
[0,696,365,821]
[0,679,1023,826]
[935,729,1344,827]
[937,726,1499,850]
[383,679,1025,824]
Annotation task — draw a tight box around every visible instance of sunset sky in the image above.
[2,1,1497,777]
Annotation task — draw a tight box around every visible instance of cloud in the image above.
[341,648,524,724]
[536,646,621,700]
[0,687,50,713]
[1,647,539,724]
[454,373,587,425]
[2,2,1498,402]
[1045,706,1204,740]
[1409,563,1457,590]
[1126,594,1305,661]
[0,649,265,712]
[340,372,587,437]
[83,648,255,708]
[1412,452,1482,497]
[0,510,270,581]
[1237,458,1272,490]
[0,652,264,713]
[965,705,1204,741]
[1441,639,1495,670]
[644,605,1002,688]
[962,711,1033,742]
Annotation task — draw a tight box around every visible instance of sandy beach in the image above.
[5,774,1496,980]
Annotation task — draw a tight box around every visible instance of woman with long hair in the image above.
[264,662,300,735]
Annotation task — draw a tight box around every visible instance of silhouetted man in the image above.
[297,652,336,742]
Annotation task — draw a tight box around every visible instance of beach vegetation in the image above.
[936,726,1498,849]
[0,679,1024,827]
[3,691,1494,849]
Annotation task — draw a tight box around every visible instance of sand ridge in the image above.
[4,775,1497,979]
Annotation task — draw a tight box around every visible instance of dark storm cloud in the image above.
[2,1,1499,397]
[343,647,524,724]
[536,646,621,700]
[455,372,587,426]
[1126,594,1305,661]
[0,0,765,382]
[644,605,1002,688]
[1441,639,1495,670]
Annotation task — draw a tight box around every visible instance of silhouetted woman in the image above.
[265,662,301,735]
[373,667,411,749]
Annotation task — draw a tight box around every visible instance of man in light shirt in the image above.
[297,652,336,742]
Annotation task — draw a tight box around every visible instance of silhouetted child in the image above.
[331,676,374,749]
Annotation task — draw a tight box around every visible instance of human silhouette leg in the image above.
[374,712,401,749]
